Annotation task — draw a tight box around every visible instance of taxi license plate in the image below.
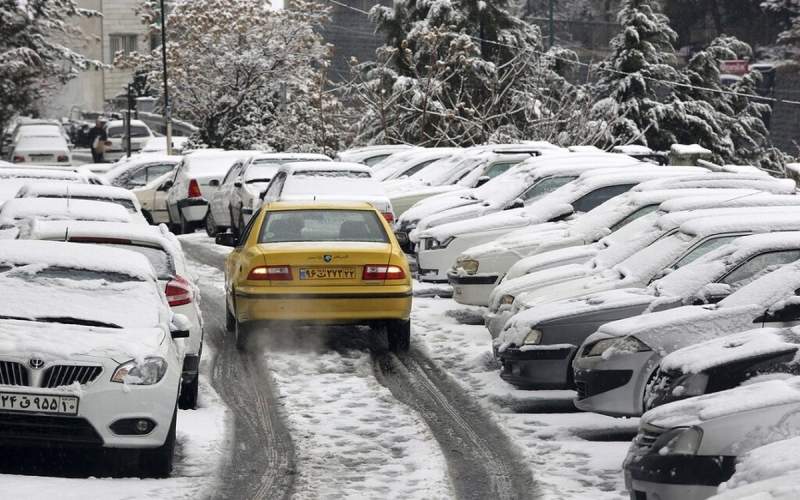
[299,267,357,280]
[0,392,79,415]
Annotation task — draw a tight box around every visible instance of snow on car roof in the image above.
[678,211,800,237]
[284,161,371,174]
[184,151,253,174]
[13,135,69,151]
[17,182,136,201]
[23,220,184,265]
[15,124,62,137]
[643,376,800,429]
[658,187,798,212]
[660,327,799,375]
[0,168,85,181]
[106,119,148,128]
[0,240,155,281]
[253,153,331,162]
[0,198,132,224]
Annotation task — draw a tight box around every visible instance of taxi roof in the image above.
[263,201,377,211]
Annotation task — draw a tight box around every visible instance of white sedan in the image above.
[15,182,148,223]
[0,240,186,477]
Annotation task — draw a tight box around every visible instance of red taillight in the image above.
[166,275,192,306]
[57,155,69,162]
[188,179,202,198]
[382,212,395,224]
[363,264,405,280]
[248,265,293,281]
[12,156,24,163]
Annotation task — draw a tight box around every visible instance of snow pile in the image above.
[660,328,799,374]
[0,198,132,226]
[713,437,800,500]
[671,144,712,155]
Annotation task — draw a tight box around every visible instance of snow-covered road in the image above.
[180,233,637,499]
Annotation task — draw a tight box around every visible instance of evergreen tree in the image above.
[0,0,101,134]
[762,0,800,53]
[590,0,683,149]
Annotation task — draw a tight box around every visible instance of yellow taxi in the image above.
[217,202,412,351]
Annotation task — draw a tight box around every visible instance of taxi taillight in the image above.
[248,265,293,281]
[363,265,405,280]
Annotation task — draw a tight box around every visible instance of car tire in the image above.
[204,212,218,237]
[226,297,235,333]
[387,320,411,353]
[139,405,176,478]
[235,318,250,351]
[178,374,199,410]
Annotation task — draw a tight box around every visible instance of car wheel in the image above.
[204,212,218,237]
[139,405,176,478]
[387,320,411,353]
[178,374,199,410]
[226,296,235,333]
[235,318,250,351]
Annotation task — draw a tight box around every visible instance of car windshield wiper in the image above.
[246,178,271,183]
[0,315,34,322]
[35,317,123,329]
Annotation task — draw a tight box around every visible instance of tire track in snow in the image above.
[182,238,295,500]
[373,348,537,500]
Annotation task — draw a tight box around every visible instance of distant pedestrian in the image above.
[88,118,108,163]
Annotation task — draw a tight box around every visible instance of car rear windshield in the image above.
[94,243,175,279]
[107,125,150,138]
[293,170,370,178]
[39,195,137,212]
[0,265,142,283]
[259,210,388,244]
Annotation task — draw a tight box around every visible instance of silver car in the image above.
[496,231,800,389]
[572,258,800,417]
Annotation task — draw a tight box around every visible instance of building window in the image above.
[109,34,139,57]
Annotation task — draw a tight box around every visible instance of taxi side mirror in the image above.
[216,232,238,247]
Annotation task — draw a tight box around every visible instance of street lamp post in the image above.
[159,0,172,155]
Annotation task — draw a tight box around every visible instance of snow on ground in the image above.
[411,287,637,500]
[0,354,231,499]
[266,345,452,499]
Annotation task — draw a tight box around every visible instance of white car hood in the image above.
[399,191,479,224]
[491,263,592,308]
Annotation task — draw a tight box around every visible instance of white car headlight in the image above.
[456,258,479,275]
[426,236,454,250]
[111,357,168,385]
[655,426,703,456]
[586,336,651,357]
[523,329,542,345]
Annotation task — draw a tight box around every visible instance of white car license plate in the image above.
[299,267,356,280]
[0,392,79,415]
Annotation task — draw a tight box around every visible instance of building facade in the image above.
[44,0,149,119]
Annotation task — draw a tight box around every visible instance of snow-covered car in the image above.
[103,155,181,190]
[0,240,188,477]
[207,152,331,237]
[452,175,798,306]
[0,168,91,202]
[495,231,800,389]
[165,150,257,234]
[103,120,155,161]
[9,129,71,166]
[415,166,707,282]
[573,258,800,417]
[141,136,189,155]
[15,182,147,222]
[261,161,394,222]
[385,148,547,216]
[396,151,645,251]
[335,145,413,166]
[371,147,460,182]
[133,171,174,225]
[485,194,800,338]
[0,198,136,239]
[624,376,800,500]
[647,327,800,410]
[22,220,203,409]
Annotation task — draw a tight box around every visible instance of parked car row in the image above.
[378,144,800,499]
[0,160,204,477]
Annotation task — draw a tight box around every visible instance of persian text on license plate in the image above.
[0,392,79,415]
[299,267,356,280]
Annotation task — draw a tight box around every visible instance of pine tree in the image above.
[762,0,800,54]
[590,0,683,149]
[0,0,102,134]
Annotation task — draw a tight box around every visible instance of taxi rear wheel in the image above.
[225,297,235,332]
[386,320,411,353]
[235,318,250,351]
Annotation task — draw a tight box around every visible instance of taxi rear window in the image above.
[259,210,388,244]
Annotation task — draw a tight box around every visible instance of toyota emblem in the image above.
[323,255,333,263]
[29,358,45,369]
